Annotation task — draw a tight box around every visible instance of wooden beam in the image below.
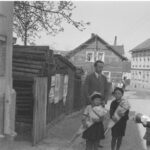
[13,59,44,65]
[13,62,44,70]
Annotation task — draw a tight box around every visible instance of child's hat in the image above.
[90,91,102,100]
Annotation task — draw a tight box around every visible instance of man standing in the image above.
[83,60,109,106]
[83,60,109,148]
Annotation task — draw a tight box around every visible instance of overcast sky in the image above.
[17,1,150,58]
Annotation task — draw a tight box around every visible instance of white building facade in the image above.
[130,39,150,89]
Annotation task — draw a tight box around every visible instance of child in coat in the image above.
[110,87,129,150]
[82,91,107,150]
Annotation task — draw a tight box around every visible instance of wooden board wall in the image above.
[32,77,47,145]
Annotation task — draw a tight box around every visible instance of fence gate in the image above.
[32,77,48,145]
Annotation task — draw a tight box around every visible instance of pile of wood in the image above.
[13,46,54,78]
[13,46,54,124]
[13,78,34,123]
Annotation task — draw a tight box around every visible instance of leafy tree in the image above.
[13,1,90,45]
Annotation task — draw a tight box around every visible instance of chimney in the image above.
[114,36,117,46]
[91,33,95,38]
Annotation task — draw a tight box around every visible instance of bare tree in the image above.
[13,1,90,45]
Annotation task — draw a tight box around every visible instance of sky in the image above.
[16,1,150,58]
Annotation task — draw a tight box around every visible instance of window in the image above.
[96,52,105,62]
[86,51,94,62]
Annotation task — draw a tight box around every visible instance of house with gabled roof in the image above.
[66,33,127,83]
[130,39,150,89]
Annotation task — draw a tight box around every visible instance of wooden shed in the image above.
[13,47,83,145]
[13,45,54,145]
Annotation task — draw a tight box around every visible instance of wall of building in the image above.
[131,50,150,89]
[0,2,16,138]
[69,40,123,82]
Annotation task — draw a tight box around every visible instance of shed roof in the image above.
[54,54,76,71]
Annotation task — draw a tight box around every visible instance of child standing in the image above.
[110,87,129,150]
[82,91,107,150]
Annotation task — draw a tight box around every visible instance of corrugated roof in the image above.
[131,39,150,52]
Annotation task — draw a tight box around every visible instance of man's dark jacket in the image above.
[83,72,109,104]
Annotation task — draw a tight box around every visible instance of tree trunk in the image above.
[24,27,27,46]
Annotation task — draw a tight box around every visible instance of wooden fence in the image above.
[33,77,47,145]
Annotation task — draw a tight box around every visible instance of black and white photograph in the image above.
[0,0,150,150]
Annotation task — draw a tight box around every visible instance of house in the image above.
[66,33,127,83]
[130,39,150,89]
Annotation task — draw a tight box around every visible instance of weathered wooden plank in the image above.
[16,107,32,111]
[13,62,44,70]
[13,70,46,77]
[14,48,48,55]
[16,96,33,100]
[13,52,46,59]
[13,53,46,61]
[14,89,32,93]
[13,76,33,81]
[13,72,36,78]
[13,67,40,74]
[13,46,50,54]
[16,117,32,123]
[14,84,33,89]
[16,102,33,106]
[33,77,47,145]
[13,59,44,65]
[15,90,32,94]
[13,80,33,84]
